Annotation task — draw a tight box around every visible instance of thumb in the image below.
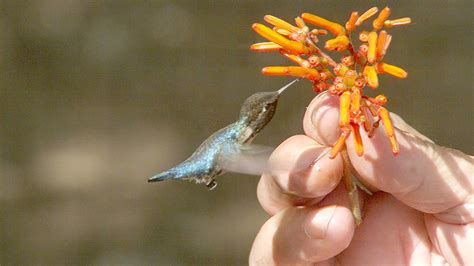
[303,93,474,224]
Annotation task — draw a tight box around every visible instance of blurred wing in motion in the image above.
[217,144,275,176]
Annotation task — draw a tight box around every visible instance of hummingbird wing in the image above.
[216,144,275,176]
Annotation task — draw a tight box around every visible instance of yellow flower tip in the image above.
[250,42,282,52]
[367,31,378,64]
[275,28,291,36]
[294,17,307,29]
[378,107,394,137]
[345,11,359,32]
[339,91,351,127]
[356,7,379,26]
[264,15,300,32]
[252,23,308,54]
[329,127,351,159]
[363,65,379,89]
[373,7,391,30]
[262,66,287,76]
[377,107,399,154]
[301,12,346,36]
[384,17,412,28]
[311,29,328,36]
[325,35,349,51]
[351,123,364,156]
[389,135,400,155]
[376,62,408,78]
[350,89,361,114]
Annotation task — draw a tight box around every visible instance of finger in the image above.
[338,193,432,265]
[249,205,355,265]
[303,93,474,222]
[425,214,474,265]
[257,135,342,215]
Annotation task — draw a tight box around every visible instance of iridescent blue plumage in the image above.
[148,79,299,189]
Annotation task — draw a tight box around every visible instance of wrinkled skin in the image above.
[250,93,474,265]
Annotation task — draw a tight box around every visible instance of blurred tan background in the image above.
[1,0,472,265]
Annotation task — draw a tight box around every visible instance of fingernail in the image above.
[303,206,337,239]
[310,110,319,130]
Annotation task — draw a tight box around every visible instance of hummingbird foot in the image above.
[206,179,218,190]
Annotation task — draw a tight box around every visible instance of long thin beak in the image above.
[277,78,300,94]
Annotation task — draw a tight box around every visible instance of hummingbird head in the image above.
[238,79,299,134]
[239,91,280,134]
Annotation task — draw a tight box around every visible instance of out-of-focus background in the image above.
[1,0,472,264]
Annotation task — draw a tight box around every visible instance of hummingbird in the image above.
[148,79,299,190]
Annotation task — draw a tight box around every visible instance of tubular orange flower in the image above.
[350,88,361,114]
[325,35,350,51]
[378,107,394,137]
[378,107,399,154]
[250,42,282,52]
[275,28,291,36]
[388,134,400,154]
[313,29,328,35]
[294,17,307,30]
[301,13,346,36]
[351,123,364,156]
[384,17,411,28]
[361,107,373,132]
[382,34,392,56]
[262,66,320,80]
[376,30,387,59]
[264,15,300,32]
[280,51,309,67]
[345,11,359,32]
[356,7,379,26]
[376,62,408,78]
[252,23,309,54]
[367,31,378,64]
[251,7,412,226]
[363,65,379,88]
[339,91,351,126]
[373,7,391,29]
[251,7,410,158]
[329,127,351,159]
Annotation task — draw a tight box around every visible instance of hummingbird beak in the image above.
[277,78,300,95]
[148,171,174,182]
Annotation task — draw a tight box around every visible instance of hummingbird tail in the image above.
[148,171,175,182]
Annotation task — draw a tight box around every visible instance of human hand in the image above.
[249,93,473,265]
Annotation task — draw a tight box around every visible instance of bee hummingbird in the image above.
[148,79,299,190]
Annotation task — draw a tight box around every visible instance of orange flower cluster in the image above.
[251,7,411,158]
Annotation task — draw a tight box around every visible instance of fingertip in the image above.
[269,135,343,199]
[249,206,355,265]
[300,205,355,262]
[304,205,355,246]
[257,174,291,216]
[303,92,341,146]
